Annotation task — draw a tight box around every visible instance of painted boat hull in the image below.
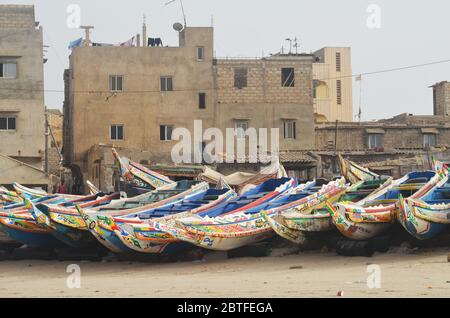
[0,217,60,247]
[397,197,449,240]
[155,216,275,251]
[329,171,439,240]
[328,202,394,240]
[83,179,293,254]
[158,178,347,251]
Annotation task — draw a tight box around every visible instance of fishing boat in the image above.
[263,177,393,243]
[112,148,175,195]
[0,188,22,206]
[79,178,295,253]
[154,178,347,251]
[398,174,450,240]
[79,185,240,254]
[0,192,120,247]
[12,183,48,199]
[32,180,209,249]
[13,182,88,201]
[339,154,379,184]
[327,171,439,240]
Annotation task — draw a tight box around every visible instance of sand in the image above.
[0,248,449,298]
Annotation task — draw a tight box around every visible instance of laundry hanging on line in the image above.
[68,37,83,50]
[148,38,163,47]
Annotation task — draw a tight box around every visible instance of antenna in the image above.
[165,0,187,27]
[285,38,292,54]
[293,37,299,54]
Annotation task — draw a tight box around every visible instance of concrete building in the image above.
[215,54,315,152]
[314,113,450,178]
[313,47,353,122]
[0,4,45,167]
[432,81,450,116]
[63,25,316,191]
[315,113,448,151]
[0,5,52,189]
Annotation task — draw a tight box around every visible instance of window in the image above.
[197,47,205,61]
[199,92,206,109]
[281,68,295,87]
[336,80,342,105]
[368,134,382,149]
[336,52,341,72]
[110,125,124,140]
[160,76,173,92]
[234,68,248,89]
[0,116,16,130]
[283,121,296,139]
[0,63,17,78]
[109,75,123,91]
[160,125,173,141]
[235,121,248,139]
[313,80,328,99]
[423,134,437,148]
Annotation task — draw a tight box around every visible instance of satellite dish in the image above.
[173,22,184,32]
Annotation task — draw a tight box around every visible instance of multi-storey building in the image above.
[63,25,316,190]
[313,47,353,122]
[0,4,52,189]
[0,4,45,166]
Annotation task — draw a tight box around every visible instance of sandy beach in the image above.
[0,248,449,298]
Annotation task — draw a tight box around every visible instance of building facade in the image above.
[314,113,450,178]
[313,47,353,122]
[63,25,316,189]
[0,4,45,168]
[432,81,450,116]
[315,113,448,151]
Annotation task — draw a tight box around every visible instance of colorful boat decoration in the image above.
[112,148,174,194]
[154,178,348,251]
[263,177,393,243]
[327,171,439,240]
[79,178,295,253]
[75,180,211,252]
[30,180,208,249]
[84,187,238,254]
[0,192,119,247]
[339,154,379,184]
[398,173,450,240]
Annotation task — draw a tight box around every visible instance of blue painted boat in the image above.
[0,193,120,247]
[80,178,295,254]
[398,174,450,240]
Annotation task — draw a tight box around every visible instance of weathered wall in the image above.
[433,81,450,116]
[315,116,450,151]
[65,27,317,183]
[67,27,215,169]
[215,56,315,151]
[0,4,45,166]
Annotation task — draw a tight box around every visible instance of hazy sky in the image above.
[4,0,450,120]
